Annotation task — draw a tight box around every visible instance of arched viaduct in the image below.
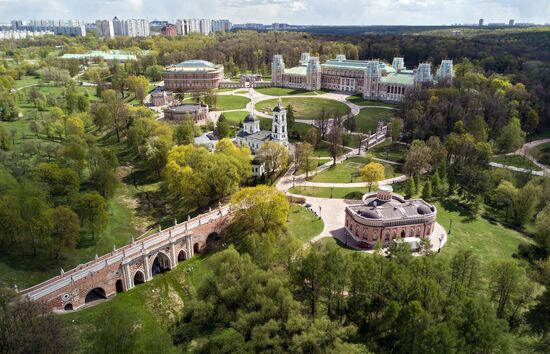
[20,205,232,312]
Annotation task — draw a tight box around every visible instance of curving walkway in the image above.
[491,138,550,177]
[208,87,396,126]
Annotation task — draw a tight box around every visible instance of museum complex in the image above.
[160,54,454,103]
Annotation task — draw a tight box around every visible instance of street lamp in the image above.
[449,219,453,235]
[318,205,322,218]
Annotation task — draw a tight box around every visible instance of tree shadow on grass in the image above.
[344,192,364,200]
[440,198,477,222]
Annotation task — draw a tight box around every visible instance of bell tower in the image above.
[271,99,288,145]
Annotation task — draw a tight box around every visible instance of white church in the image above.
[235,98,289,153]
[235,99,289,177]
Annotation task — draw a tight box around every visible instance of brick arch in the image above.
[133,269,145,286]
[177,249,187,263]
[84,287,107,304]
[151,251,172,276]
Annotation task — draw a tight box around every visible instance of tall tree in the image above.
[295,142,314,179]
[495,117,525,154]
[361,162,385,192]
[326,124,343,166]
[76,192,108,240]
[256,141,289,184]
[94,89,129,142]
[0,291,75,354]
[49,206,80,259]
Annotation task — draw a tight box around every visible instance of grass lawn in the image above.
[342,133,362,148]
[433,201,534,267]
[353,108,396,133]
[310,157,402,183]
[491,154,542,171]
[346,95,398,108]
[0,119,36,142]
[289,186,369,199]
[530,142,550,165]
[294,158,332,175]
[286,204,324,242]
[212,95,250,111]
[15,75,41,88]
[313,141,351,157]
[255,97,350,120]
[290,122,316,141]
[221,110,248,126]
[369,140,408,163]
[254,87,320,96]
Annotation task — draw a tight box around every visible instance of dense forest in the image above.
[3,29,549,131]
[1,29,550,353]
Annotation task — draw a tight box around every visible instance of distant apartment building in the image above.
[272,23,290,31]
[515,23,536,27]
[233,23,266,31]
[150,20,169,29]
[161,24,177,37]
[0,30,54,40]
[479,18,484,26]
[111,17,150,37]
[95,19,114,38]
[509,19,515,26]
[212,19,232,32]
[175,19,211,36]
[11,19,86,36]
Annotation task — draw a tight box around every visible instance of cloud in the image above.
[0,0,547,25]
[224,0,306,12]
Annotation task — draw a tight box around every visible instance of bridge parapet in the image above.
[20,204,232,311]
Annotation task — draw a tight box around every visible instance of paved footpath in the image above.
[208,88,396,125]
[491,138,550,177]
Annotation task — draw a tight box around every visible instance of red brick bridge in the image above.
[20,204,232,312]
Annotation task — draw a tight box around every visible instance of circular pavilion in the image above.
[344,186,437,248]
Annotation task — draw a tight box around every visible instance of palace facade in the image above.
[272,54,454,102]
[345,186,437,247]
[163,60,224,91]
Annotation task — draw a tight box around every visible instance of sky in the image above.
[0,0,549,25]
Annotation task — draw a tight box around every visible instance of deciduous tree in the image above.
[256,141,289,184]
[361,162,385,192]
